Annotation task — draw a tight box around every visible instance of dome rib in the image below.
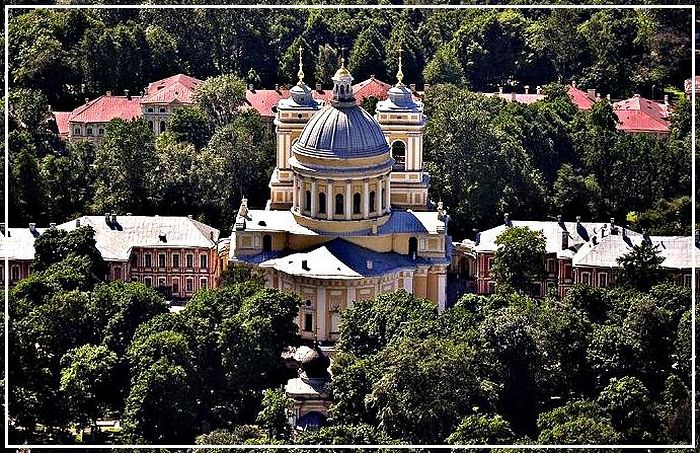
[293,104,389,159]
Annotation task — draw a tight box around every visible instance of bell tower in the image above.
[375,46,429,210]
[269,47,321,210]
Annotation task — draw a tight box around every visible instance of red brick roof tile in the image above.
[68,95,143,124]
[612,94,670,134]
[52,111,71,136]
[142,74,202,104]
[567,85,596,110]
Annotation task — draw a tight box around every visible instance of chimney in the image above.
[275,84,279,91]
[105,212,111,224]
[126,212,132,216]
[366,260,373,270]
[49,222,56,228]
[511,91,516,102]
[111,214,117,224]
[0,223,4,235]
[561,231,569,250]
[592,236,598,245]
[557,214,563,225]
[576,216,582,225]
[124,89,131,100]
[85,98,90,104]
[587,88,596,100]
[664,94,669,105]
[572,80,577,88]
[106,91,112,96]
[248,83,253,91]
[524,85,530,94]
[498,85,504,94]
[695,229,700,246]
[301,260,309,271]
[610,217,616,234]
[606,94,611,101]
[642,229,651,244]
[188,214,193,219]
[76,219,81,227]
[370,74,375,79]
[410,83,416,92]
[504,213,512,227]
[315,83,322,92]
[29,223,36,233]
[536,86,542,95]
[634,93,640,98]
[475,230,481,246]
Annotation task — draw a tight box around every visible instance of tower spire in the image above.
[396,45,404,86]
[297,45,305,86]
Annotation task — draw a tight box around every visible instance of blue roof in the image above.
[377,210,429,234]
[322,238,432,276]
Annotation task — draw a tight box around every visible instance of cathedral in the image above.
[228,51,450,342]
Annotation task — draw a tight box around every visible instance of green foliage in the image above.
[256,388,293,441]
[295,423,398,446]
[536,400,620,444]
[167,106,212,149]
[194,74,247,128]
[446,413,515,445]
[491,226,546,293]
[615,240,666,291]
[335,289,438,358]
[423,44,464,85]
[597,376,657,443]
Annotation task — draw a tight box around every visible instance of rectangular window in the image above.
[547,259,556,274]
[186,254,193,268]
[597,272,608,288]
[487,257,494,271]
[86,127,93,136]
[144,277,152,287]
[200,278,208,290]
[114,267,122,281]
[158,254,166,268]
[11,266,20,282]
[487,281,496,294]
[131,277,138,282]
[172,278,179,294]
[564,264,572,280]
[172,254,180,268]
[130,253,138,267]
[200,254,208,269]
[532,282,542,297]
[303,313,314,332]
[186,278,193,292]
[144,253,152,268]
[0,265,4,283]
[683,274,691,288]
[581,272,591,285]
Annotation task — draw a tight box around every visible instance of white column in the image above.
[385,177,391,211]
[362,179,370,219]
[298,176,305,212]
[347,286,356,309]
[327,180,334,220]
[404,272,414,293]
[345,180,352,220]
[316,286,327,341]
[311,179,318,217]
[292,174,298,210]
[437,272,446,312]
[406,136,413,170]
[378,177,384,213]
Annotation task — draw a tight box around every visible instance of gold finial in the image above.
[396,46,404,86]
[297,46,305,85]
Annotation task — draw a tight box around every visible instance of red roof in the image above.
[142,74,202,105]
[353,77,393,101]
[612,94,670,134]
[69,95,143,124]
[53,111,71,136]
[567,85,596,110]
[244,88,288,117]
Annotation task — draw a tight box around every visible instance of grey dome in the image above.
[293,104,390,159]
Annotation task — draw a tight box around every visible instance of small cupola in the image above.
[331,56,355,106]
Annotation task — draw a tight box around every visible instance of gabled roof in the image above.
[1,227,46,261]
[474,220,641,256]
[258,238,431,279]
[567,85,596,110]
[57,216,220,261]
[573,234,695,269]
[142,74,202,105]
[353,77,393,101]
[53,111,71,136]
[68,95,142,124]
[612,94,670,134]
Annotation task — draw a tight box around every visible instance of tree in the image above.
[536,400,620,445]
[167,106,212,149]
[121,358,197,444]
[365,337,491,444]
[194,74,247,129]
[92,119,157,215]
[9,144,47,226]
[335,289,438,358]
[552,164,602,220]
[615,240,666,291]
[446,414,515,445]
[278,36,316,87]
[256,388,293,441]
[347,26,386,82]
[596,376,657,443]
[295,423,398,446]
[423,44,464,85]
[314,44,338,87]
[59,344,118,439]
[491,226,546,294]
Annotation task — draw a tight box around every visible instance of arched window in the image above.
[392,141,406,171]
[335,194,344,215]
[305,190,311,212]
[149,120,154,131]
[369,191,376,213]
[263,234,272,252]
[159,120,166,133]
[353,192,361,214]
[408,237,418,257]
[318,192,326,214]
